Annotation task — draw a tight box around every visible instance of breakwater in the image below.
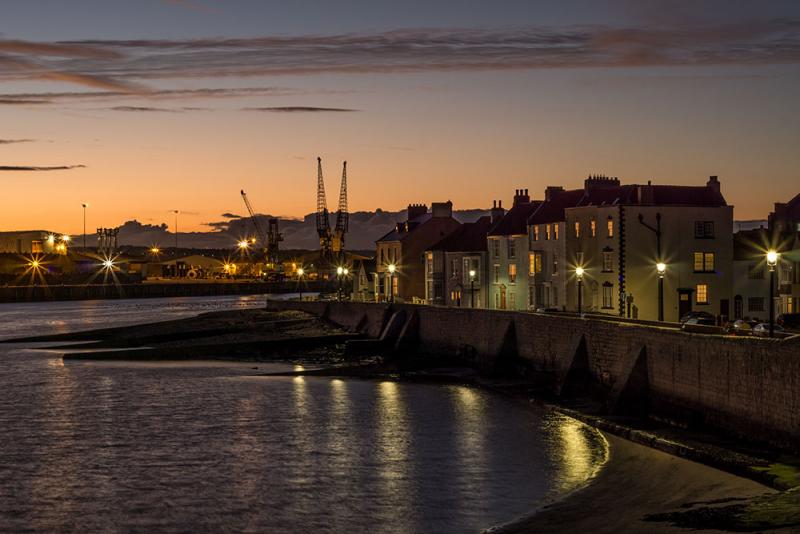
[0,280,324,303]
[269,300,800,453]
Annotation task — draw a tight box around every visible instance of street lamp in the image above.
[767,250,779,337]
[172,210,180,251]
[297,267,305,301]
[575,266,584,315]
[387,263,396,303]
[656,262,666,322]
[337,265,345,301]
[81,203,88,251]
[469,269,477,308]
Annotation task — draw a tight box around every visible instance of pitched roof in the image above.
[354,258,377,272]
[573,184,727,208]
[429,216,493,252]
[376,213,432,242]
[528,189,585,224]
[488,201,541,236]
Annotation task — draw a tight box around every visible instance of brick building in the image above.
[375,202,460,302]
[424,214,498,308]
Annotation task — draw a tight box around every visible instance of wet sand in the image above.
[495,432,781,533]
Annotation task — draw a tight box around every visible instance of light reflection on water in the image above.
[0,297,608,532]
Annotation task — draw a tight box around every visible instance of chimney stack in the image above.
[431,200,453,218]
[491,200,505,223]
[513,188,530,206]
[407,203,428,220]
[707,175,720,193]
[545,186,564,202]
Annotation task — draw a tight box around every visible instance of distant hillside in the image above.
[81,209,490,250]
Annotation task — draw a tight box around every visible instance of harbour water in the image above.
[0,296,607,532]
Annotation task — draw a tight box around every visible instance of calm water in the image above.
[0,296,607,533]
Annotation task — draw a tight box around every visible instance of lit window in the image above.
[533,225,540,241]
[31,240,43,253]
[607,218,614,237]
[509,264,517,283]
[534,252,543,274]
[590,220,596,237]
[554,224,559,240]
[529,252,535,275]
[693,252,715,272]
[545,225,551,240]
[696,284,709,304]
[575,221,581,238]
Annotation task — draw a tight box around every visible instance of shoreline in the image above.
[9,306,800,531]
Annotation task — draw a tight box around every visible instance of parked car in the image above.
[753,323,786,337]
[727,319,759,335]
[777,313,800,331]
[679,311,715,324]
[681,316,718,332]
[534,307,560,313]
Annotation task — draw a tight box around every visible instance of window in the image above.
[545,225,551,240]
[553,287,559,306]
[509,292,516,308]
[695,221,715,238]
[31,240,43,253]
[533,225,540,241]
[493,264,500,283]
[495,292,500,308]
[529,252,535,275]
[747,264,764,280]
[450,290,461,304]
[554,224,559,240]
[602,283,613,309]
[590,220,597,237]
[693,252,715,272]
[607,218,614,237]
[508,239,516,259]
[509,264,517,283]
[464,257,480,284]
[552,255,559,276]
[696,284,709,304]
[492,239,500,257]
[748,297,765,312]
[534,252,543,275]
[426,252,433,275]
[602,251,613,272]
[574,221,581,238]
[451,257,459,279]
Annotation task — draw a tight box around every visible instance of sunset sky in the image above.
[1,0,799,233]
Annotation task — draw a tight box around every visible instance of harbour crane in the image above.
[316,157,349,261]
[240,189,282,266]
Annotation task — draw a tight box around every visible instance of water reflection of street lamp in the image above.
[656,262,666,322]
[387,263,396,303]
[575,266,584,315]
[767,250,779,337]
[469,269,477,308]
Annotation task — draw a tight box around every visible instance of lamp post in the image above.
[656,262,666,322]
[297,267,305,301]
[337,266,344,301]
[172,210,179,252]
[575,266,584,315]
[81,203,88,251]
[469,269,476,308]
[767,250,779,337]
[387,263,396,303]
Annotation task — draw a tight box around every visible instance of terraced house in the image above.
[487,189,540,310]
[564,175,733,322]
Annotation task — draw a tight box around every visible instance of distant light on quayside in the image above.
[102,259,114,269]
[297,267,304,277]
[47,234,55,243]
[238,240,249,249]
[61,234,70,242]
[29,259,40,268]
[150,247,160,254]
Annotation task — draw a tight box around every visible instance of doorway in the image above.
[678,289,693,320]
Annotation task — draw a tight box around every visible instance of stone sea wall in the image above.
[269,300,800,453]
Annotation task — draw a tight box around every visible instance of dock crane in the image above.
[316,157,349,261]
[240,189,282,266]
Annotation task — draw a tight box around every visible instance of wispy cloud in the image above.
[1,20,799,92]
[221,212,242,219]
[0,164,85,171]
[0,98,51,105]
[0,139,36,144]
[243,106,359,113]
[109,105,180,112]
[0,86,309,105]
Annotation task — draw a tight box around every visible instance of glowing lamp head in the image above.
[30,259,40,268]
[336,266,344,275]
[61,234,70,242]
[150,247,160,254]
[766,250,779,267]
[575,266,585,279]
[297,267,304,277]
[102,259,114,269]
[343,268,349,275]
[238,240,249,249]
[387,263,396,274]
[469,269,476,278]
[656,262,666,276]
